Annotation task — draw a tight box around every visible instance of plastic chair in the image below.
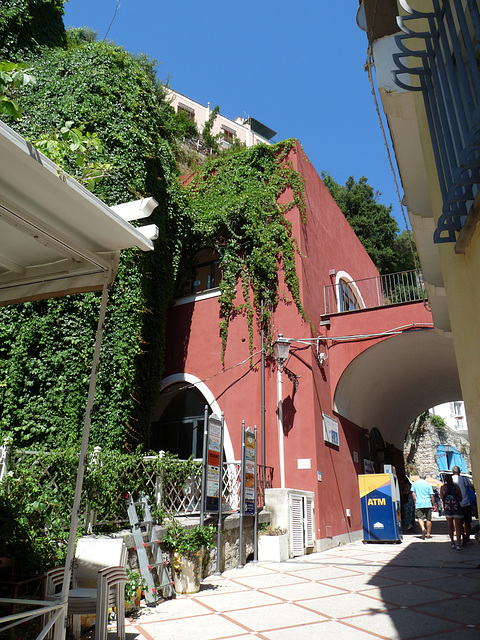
[45,537,128,640]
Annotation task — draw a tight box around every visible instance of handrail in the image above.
[323,269,425,315]
[0,599,64,639]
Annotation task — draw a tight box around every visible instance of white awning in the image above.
[0,120,155,306]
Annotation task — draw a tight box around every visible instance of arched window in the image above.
[151,383,208,459]
[333,271,364,312]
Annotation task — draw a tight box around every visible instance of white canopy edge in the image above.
[0,120,155,306]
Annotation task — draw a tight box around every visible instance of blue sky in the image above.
[63,0,407,231]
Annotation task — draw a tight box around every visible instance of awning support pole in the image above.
[55,279,111,640]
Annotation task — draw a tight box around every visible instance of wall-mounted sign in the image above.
[323,413,339,447]
[297,458,311,469]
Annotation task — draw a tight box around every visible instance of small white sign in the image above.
[297,458,311,470]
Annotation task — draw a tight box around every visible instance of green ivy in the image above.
[0,0,66,59]
[0,10,309,450]
[0,38,190,450]
[184,140,308,360]
[0,446,203,573]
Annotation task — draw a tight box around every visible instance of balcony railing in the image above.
[392,1,480,244]
[323,270,426,316]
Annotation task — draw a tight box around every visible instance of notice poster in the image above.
[206,414,222,512]
[244,429,256,515]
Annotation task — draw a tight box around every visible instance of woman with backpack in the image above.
[441,473,463,550]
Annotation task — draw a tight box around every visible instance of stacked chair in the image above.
[45,537,128,640]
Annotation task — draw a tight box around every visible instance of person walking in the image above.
[452,465,473,545]
[440,473,463,550]
[411,472,435,539]
[400,475,415,530]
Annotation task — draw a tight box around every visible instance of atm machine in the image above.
[358,465,402,543]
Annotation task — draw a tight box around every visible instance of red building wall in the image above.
[161,142,432,545]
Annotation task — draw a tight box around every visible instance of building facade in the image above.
[166,88,276,148]
[152,141,434,551]
[357,0,480,490]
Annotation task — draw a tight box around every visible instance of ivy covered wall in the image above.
[0,1,308,451]
[0,1,191,450]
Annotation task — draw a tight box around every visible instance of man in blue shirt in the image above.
[411,473,435,539]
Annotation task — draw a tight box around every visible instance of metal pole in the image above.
[253,424,258,563]
[215,412,225,575]
[57,279,110,640]
[277,360,286,489]
[200,405,209,527]
[238,421,246,568]
[261,299,266,497]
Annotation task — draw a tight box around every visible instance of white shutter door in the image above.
[305,496,315,547]
[290,494,304,556]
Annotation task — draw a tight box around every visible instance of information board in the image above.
[206,413,222,512]
[244,428,256,516]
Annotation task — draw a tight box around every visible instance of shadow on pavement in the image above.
[362,516,480,639]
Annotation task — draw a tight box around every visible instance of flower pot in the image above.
[172,549,203,594]
[258,533,289,562]
[125,587,142,613]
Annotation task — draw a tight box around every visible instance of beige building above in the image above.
[166,89,277,148]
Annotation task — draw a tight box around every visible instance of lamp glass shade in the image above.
[273,337,290,363]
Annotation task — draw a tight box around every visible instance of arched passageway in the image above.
[334,330,461,449]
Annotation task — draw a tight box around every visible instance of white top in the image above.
[452,474,470,507]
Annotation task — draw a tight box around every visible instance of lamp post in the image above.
[273,333,290,489]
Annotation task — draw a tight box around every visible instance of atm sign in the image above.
[367,497,386,506]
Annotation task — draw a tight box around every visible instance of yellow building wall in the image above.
[413,89,480,489]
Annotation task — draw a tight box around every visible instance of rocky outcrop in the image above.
[404,416,470,476]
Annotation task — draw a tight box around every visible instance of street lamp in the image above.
[273,333,290,489]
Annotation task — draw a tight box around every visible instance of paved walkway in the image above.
[119,520,480,640]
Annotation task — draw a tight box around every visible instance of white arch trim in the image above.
[160,373,235,462]
[335,270,366,311]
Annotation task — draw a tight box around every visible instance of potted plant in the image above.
[124,570,145,613]
[258,524,289,562]
[162,519,216,594]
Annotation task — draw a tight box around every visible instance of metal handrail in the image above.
[0,598,64,639]
[323,269,425,315]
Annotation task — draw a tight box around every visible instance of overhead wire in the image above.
[320,322,435,344]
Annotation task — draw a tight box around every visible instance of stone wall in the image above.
[118,510,270,581]
[404,417,471,477]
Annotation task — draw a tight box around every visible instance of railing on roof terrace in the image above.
[323,269,426,316]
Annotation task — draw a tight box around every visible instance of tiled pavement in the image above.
[118,520,480,640]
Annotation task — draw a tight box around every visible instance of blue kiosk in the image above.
[358,467,402,543]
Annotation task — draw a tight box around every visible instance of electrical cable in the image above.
[320,322,434,344]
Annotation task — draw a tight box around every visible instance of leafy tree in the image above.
[392,229,419,272]
[202,104,221,152]
[0,0,66,59]
[322,173,416,275]
[66,26,97,47]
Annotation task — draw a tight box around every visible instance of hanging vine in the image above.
[184,140,309,361]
